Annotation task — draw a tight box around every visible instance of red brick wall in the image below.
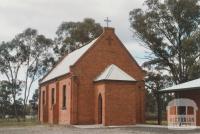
[105,82,136,125]
[94,83,106,124]
[94,81,144,126]
[39,75,72,125]
[47,82,56,124]
[71,28,145,124]
[40,86,49,123]
[58,78,71,124]
[39,27,145,125]
[135,81,145,123]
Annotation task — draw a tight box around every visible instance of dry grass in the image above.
[0,118,39,127]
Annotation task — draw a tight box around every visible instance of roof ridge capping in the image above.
[105,64,114,79]
[94,64,136,82]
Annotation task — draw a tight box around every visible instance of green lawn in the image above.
[0,118,39,127]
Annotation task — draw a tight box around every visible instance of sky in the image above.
[0,0,149,98]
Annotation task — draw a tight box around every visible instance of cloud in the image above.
[0,0,145,41]
[0,0,146,98]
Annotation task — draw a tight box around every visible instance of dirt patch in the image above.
[0,125,200,134]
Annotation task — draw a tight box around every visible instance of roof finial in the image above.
[104,17,111,27]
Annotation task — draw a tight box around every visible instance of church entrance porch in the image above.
[93,64,145,126]
[94,81,138,126]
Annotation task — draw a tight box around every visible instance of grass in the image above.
[0,118,168,127]
[0,118,39,127]
[145,120,168,125]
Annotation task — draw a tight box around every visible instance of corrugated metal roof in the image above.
[41,38,98,83]
[160,78,200,92]
[94,64,136,82]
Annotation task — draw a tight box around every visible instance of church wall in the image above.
[58,78,72,124]
[47,82,57,124]
[104,81,137,125]
[39,74,72,125]
[40,85,49,123]
[134,81,146,123]
[71,28,145,124]
[94,81,144,125]
[39,86,44,122]
[94,83,106,124]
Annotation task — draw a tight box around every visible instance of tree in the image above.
[129,0,200,84]
[0,41,25,121]
[0,28,54,120]
[129,0,200,124]
[29,89,38,116]
[14,28,54,120]
[145,72,173,124]
[0,81,11,119]
[12,98,24,118]
[0,80,24,119]
[54,18,103,57]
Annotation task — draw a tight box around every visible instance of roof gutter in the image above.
[159,87,200,93]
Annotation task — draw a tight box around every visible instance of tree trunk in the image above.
[156,93,162,125]
[13,97,20,122]
[23,104,27,121]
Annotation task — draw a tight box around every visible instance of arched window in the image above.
[98,94,102,124]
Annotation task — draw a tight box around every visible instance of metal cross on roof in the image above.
[104,17,111,27]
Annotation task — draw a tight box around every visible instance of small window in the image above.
[62,85,66,109]
[51,88,55,105]
[42,91,45,105]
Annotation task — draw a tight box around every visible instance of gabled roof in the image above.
[41,38,98,83]
[40,27,144,84]
[160,78,200,92]
[94,64,136,82]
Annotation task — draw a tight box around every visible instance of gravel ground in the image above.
[0,125,200,134]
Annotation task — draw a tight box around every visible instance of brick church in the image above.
[38,27,145,126]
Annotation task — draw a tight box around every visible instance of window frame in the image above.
[62,85,67,110]
[51,88,55,107]
[42,91,45,105]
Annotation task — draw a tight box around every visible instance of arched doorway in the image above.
[98,94,103,124]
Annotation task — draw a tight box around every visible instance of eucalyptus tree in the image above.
[54,18,102,57]
[0,81,11,119]
[0,41,25,120]
[29,89,38,116]
[145,72,173,124]
[14,28,53,119]
[129,0,200,124]
[129,0,200,84]
[0,28,54,120]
